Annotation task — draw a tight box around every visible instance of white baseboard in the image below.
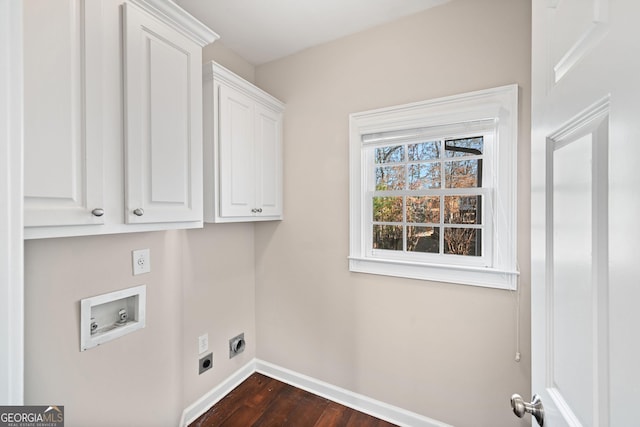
[255,360,452,427]
[179,360,256,427]
[180,358,451,427]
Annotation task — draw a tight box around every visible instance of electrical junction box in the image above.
[80,285,146,351]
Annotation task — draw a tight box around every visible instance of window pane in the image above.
[373,225,403,250]
[408,226,439,253]
[445,159,481,188]
[373,197,403,222]
[408,163,441,189]
[375,145,404,164]
[445,137,483,157]
[444,195,481,224]
[408,141,440,161]
[376,165,405,190]
[444,228,481,256]
[407,196,440,224]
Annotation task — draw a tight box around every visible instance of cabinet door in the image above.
[255,104,283,219]
[218,84,256,218]
[123,2,203,224]
[23,0,103,227]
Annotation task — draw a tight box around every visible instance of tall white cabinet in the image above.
[23,0,218,239]
[203,62,285,223]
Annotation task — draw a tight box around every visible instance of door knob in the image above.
[133,208,144,216]
[511,394,544,426]
[91,208,104,217]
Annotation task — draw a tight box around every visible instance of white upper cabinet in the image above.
[23,0,218,239]
[254,104,283,218]
[217,84,256,218]
[123,2,203,224]
[23,0,104,228]
[203,62,285,223]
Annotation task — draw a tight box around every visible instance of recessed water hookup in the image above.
[229,333,246,358]
[80,285,146,351]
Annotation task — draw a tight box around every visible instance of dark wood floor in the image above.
[189,373,399,427]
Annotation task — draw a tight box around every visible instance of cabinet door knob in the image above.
[133,208,144,216]
[257,208,263,213]
[91,208,105,217]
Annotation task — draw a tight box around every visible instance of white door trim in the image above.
[0,0,24,405]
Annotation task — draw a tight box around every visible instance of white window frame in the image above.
[349,85,519,290]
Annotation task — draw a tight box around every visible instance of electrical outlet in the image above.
[199,353,213,375]
[132,249,151,275]
[198,333,208,354]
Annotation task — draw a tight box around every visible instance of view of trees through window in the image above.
[372,136,483,257]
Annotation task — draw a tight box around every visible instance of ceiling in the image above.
[175,0,449,65]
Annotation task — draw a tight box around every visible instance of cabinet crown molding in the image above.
[129,0,219,46]
[204,61,285,112]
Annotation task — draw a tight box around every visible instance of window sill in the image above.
[348,256,518,290]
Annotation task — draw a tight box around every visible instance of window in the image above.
[349,85,518,289]
[371,135,487,259]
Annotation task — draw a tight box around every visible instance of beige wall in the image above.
[180,224,256,407]
[25,232,185,426]
[203,41,255,83]
[25,226,256,427]
[253,1,532,426]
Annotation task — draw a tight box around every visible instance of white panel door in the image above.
[530,0,640,425]
[123,2,203,224]
[255,104,283,218]
[23,0,103,227]
[218,84,256,218]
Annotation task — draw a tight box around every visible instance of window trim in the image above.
[349,85,519,290]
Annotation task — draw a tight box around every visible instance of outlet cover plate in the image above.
[132,249,151,275]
